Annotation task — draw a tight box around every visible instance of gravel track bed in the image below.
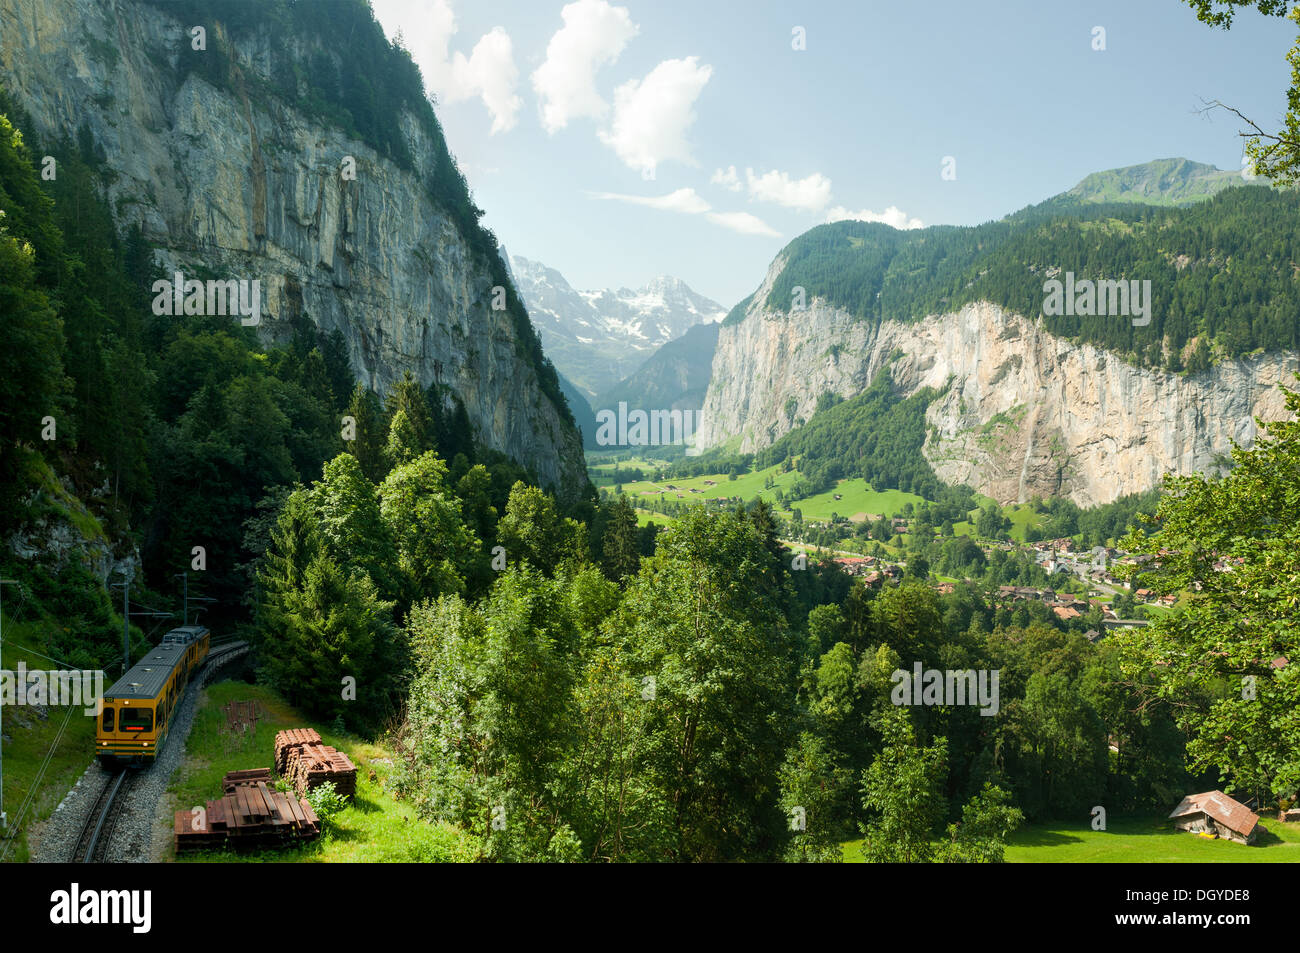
[27,647,247,864]
[28,761,111,863]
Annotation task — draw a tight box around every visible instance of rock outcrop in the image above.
[0,0,584,492]
[698,271,1297,507]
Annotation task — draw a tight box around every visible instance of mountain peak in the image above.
[1060,157,1242,207]
[509,255,727,397]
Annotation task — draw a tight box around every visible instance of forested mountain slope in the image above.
[0,0,583,491]
[700,170,1299,506]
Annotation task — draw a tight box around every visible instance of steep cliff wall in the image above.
[699,265,1297,506]
[0,0,585,492]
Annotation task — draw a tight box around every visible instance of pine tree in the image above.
[601,496,640,580]
[343,382,386,481]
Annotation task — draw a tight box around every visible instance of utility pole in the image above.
[111,568,133,674]
[173,572,215,627]
[1,578,20,832]
[174,571,188,626]
[111,568,170,675]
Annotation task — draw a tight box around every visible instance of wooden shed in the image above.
[1168,790,1259,844]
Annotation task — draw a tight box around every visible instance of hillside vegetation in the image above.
[739,183,1298,371]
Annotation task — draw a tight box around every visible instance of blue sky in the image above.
[370,0,1295,307]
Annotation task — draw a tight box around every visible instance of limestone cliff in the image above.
[698,261,1297,506]
[0,0,585,492]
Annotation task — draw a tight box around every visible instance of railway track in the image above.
[71,769,132,863]
[68,640,248,863]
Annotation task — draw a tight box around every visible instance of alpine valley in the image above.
[3,0,1300,873]
[694,161,1300,506]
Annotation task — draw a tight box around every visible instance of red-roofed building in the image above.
[1168,791,1260,844]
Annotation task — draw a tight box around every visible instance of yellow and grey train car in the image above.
[96,625,210,766]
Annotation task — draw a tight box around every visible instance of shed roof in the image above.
[1168,790,1259,838]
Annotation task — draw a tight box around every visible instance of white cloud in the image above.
[825,205,925,229]
[532,0,638,134]
[599,57,712,174]
[371,0,521,134]
[705,211,780,237]
[710,165,743,191]
[744,168,833,211]
[589,187,712,214]
[588,188,778,236]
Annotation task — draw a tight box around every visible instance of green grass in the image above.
[587,455,667,487]
[1002,504,1042,543]
[0,617,99,863]
[633,507,668,528]
[1003,815,1300,862]
[840,815,1300,863]
[606,465,928,525]
[169,679,476,863]
[788,480,927,523]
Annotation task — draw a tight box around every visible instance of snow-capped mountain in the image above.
[509,254,726,398]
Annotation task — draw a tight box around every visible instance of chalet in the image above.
[1053,606,1081,621]
[834,557,875,578]
[1084,629,1103,643]
[1159,593,1177,606]
[1168,791,1259,844]
[703,480,716,486]
[1135,588,1153,601]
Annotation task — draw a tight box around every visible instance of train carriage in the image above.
[96,625,210,767]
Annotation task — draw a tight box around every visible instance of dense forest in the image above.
[741,186,1300,370]
[752,372,955,501]
[0,81,549,664]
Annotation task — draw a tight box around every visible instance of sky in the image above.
[369,0,1296,308]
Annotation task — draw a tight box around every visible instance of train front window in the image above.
[119,706,153,732]
[101,707,114,732]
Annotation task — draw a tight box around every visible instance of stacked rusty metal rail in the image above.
[174,770,319,853]
[222,767,273,794]
[286,742,357,799]
[222,700,262,734]
[274,728,321,774]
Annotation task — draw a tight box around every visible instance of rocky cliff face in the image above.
[699,263,1297,506]
[0,0,585,492]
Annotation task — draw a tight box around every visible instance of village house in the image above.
[1168,791,1259,844]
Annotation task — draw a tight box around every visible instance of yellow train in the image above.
[96,625,210,766]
